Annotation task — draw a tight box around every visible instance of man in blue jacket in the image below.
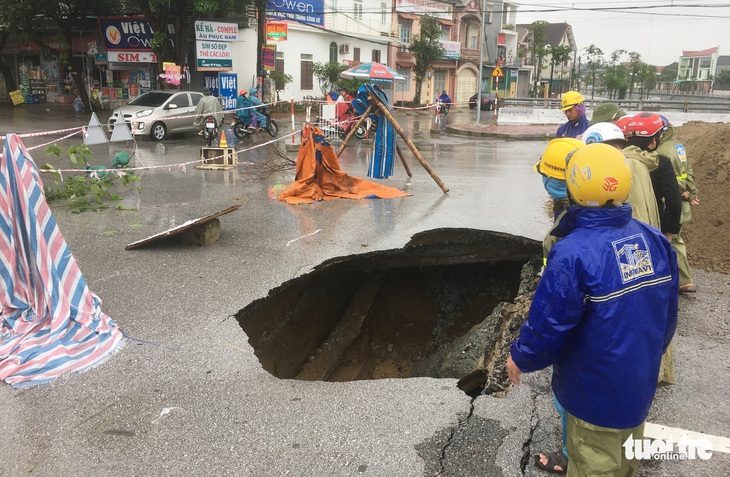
[556,90,589,138]
[507,143,678,476]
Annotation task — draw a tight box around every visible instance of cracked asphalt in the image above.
[0,103,728,476]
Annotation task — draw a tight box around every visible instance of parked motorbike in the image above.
[233,105,279,140]
[202,116,219,147]
[315,103,367,140]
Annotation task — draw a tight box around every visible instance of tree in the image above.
[660,62,678,82]
[584,44,604,101]
[627,51,644,99]
[715,70,730,90]
[637,64,658,98]
[604,49,627,99]
[409,15,444,104]
[527,20,549,97]
[548,44,573,96]
[269,71,293,101]
[313,61,349,96]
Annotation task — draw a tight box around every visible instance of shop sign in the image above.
[266,23,288,42]
[196,41,233,71]
[218,73,238,110]
[94,53,108,65]
[262,45,276,71]
[98,17,176,51]
[195,21,239,42]
[107,51,158,63]
[267,0,324,26]
[9,90,25,105]
[442,41,460,60]
[395,0,452,20]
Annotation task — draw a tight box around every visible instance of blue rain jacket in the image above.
[511,204,678,429]
[556,114,589,138]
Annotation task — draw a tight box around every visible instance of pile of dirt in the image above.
[673,122,730,275]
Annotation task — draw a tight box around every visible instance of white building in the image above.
[266,0,394,100]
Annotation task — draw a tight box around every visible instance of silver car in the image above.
[108,90,204,141]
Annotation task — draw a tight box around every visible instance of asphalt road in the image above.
[0,104,727,476]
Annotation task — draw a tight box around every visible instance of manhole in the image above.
[235,229,541,393]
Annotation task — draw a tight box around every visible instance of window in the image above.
[354,0,363,20]
[439,26,450,42]
[330,42,338,63]
[372,50,381,63]
[381,2,387,25]
[466,22,479,49]
[396,68,411,92]
[171,93,190,108]
[354,47,361,62]
[433,71,446,102]
[301,54,313,90]
[276,52,284,73]
[399,20,412,52]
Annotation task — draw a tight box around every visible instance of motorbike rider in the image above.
[193,87,224,134]
[248,88,267,130]
[236,89,258,129]
[438,90,451,113]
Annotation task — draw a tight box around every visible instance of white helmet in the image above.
[581,122,626,145]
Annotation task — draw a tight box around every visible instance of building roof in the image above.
[516,22,572,48]
[681,46,719,57]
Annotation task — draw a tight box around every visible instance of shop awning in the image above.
[438,19,455,26]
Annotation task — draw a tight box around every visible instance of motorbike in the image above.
[202,116,219,147]
[314,103,367,140]
[233,105,279,140]
[436,101,450,115]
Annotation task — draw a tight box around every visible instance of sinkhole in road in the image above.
[235,229,541,392]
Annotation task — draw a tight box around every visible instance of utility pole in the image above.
[476,0,486,125]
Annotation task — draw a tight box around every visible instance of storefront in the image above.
[93,51,158,108]
[0,33,95,104]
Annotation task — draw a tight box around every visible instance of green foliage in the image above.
[527,20,550,97]
[660,62,679,82]
[409,15,445,103]
[313,61,350,96]
[270,71,294,95]
[41,144,140,213]
[716,70,730,90]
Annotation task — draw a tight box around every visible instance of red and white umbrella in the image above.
[340,62,406,83]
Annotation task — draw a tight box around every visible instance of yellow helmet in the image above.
[561,91,585,111]
[534,138,585,180]
[566,143,632,207]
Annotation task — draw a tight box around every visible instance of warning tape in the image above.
[38,130,300,177]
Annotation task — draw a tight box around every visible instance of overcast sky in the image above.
[513,0,729,66]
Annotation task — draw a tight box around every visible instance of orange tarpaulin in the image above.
[278,126,411,205]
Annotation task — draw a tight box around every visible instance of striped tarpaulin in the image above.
[0,134,123,388]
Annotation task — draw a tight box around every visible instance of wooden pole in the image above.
[335,105,373,158]
[395,144,413,177]
[370,95,449,193]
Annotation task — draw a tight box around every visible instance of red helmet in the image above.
[616,113,665,138]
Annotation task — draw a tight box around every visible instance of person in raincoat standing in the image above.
[508,143,678,477]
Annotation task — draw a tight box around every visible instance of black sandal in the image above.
[534,451,568,474]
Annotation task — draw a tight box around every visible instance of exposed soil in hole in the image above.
[235,229,542,393]
[672,122,730,274]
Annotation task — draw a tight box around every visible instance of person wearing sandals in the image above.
[507,143,678,476]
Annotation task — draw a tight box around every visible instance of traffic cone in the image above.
[219,129,228,148]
